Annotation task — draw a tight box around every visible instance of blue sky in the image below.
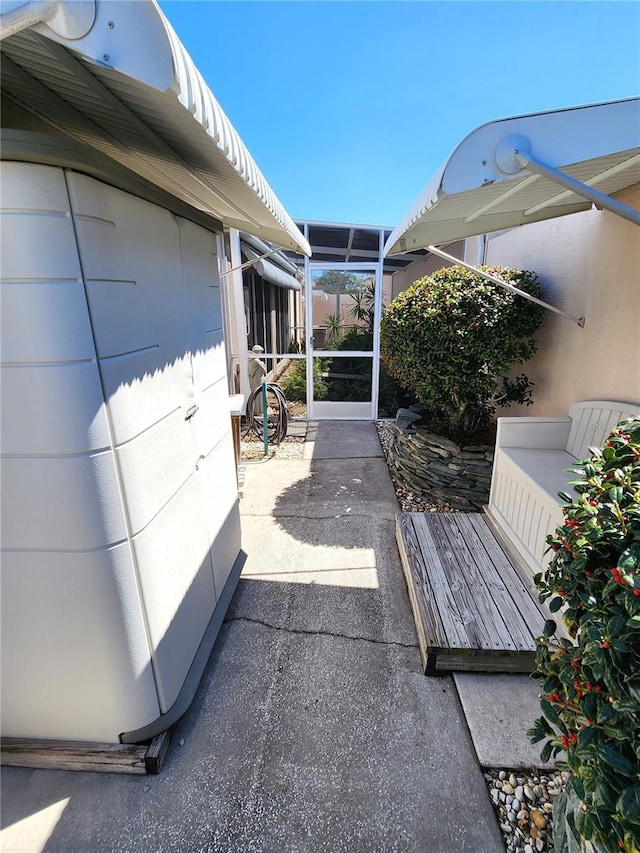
[159,1,639,227]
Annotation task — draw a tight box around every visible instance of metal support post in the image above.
[262,380,268,457]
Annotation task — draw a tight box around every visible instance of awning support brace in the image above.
[514,151,640,227]
[426,245,586,327]
[219,245,287,278]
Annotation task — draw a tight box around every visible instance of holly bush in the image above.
[379,264,545,437]
[529,418,640,853]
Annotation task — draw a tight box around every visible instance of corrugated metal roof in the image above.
[282,220,427,274]
[385,98,640,256]
[0,0,310,256]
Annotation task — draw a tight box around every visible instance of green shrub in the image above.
[280,358,328,402]
[379,264,545,437]
[529,419,640,853]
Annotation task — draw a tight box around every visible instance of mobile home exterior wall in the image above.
[1,161,241,742]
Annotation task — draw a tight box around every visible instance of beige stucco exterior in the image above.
[389,241,465,299]
[485,183,640,418]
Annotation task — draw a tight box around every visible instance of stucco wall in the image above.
[389,241,465,299]
[486,184,640,417]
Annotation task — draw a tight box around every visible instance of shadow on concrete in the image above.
[0,422,505,853]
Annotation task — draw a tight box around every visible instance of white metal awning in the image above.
[241,232,300,277]
[0,0,311,256]
[384,98,640,257]
[240,242,301,291]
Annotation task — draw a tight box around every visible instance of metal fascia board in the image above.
[17,0,310,256]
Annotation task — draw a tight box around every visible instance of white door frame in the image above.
[304,259,383,420]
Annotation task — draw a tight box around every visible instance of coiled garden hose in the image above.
[243,383,289,445]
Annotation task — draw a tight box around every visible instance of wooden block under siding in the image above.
[145,729,173,775]
[0,738,148,774]
[1,730,173,775]
[395,511,557,675]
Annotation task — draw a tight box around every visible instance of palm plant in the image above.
[349,280,376,330]
[324,313,342,347]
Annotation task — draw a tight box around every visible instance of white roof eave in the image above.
[385,98,640,257]
[4,0,310,256]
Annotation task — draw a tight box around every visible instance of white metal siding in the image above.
[0,163,160,741]
[1,164,242,740]
[66,173,240,715]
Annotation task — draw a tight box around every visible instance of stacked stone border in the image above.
[386,423,494,512]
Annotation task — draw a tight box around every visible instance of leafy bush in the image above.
[529,419,640,853]
[280,358,328,402]
[379,264,545,437]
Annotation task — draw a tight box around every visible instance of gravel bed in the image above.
[240,408,305,461]
[240,434,304,460]
[484,769,569,852]
[376,420,568,851]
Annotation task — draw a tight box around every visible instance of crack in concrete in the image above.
[224,614,419,650]
[240,512,396,522]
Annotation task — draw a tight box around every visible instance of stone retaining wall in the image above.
[387,423,494,511]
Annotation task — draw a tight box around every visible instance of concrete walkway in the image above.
[1,421,503,852]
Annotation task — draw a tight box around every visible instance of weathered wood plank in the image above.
[145,728,172,775]
[473,512,551,636]
[434,652,535,674]
[394,511,568,673]
[396,515,451,672]
[396,516,432,671]
[411,514,471,651]
[0,738,148,775]
[408,518,452,652]
[480,512,573,645]
[457,514,538,649]
[428,513,513,652]
[467,514,573,643]
[452,514,535,652]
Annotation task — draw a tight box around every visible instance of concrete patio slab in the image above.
[304,420,384,460]
[1,619,503,852]
[231,513,419,647]
[240,457,313,516]
[454,672,557,770]
[241,456,398,520]
[1,421,507,852]
[276,458,398,518]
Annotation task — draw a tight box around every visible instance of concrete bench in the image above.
[487,400,640,580]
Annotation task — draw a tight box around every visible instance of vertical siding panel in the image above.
[1,163,159,742]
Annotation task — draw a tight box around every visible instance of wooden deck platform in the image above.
[395,512,567,675]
